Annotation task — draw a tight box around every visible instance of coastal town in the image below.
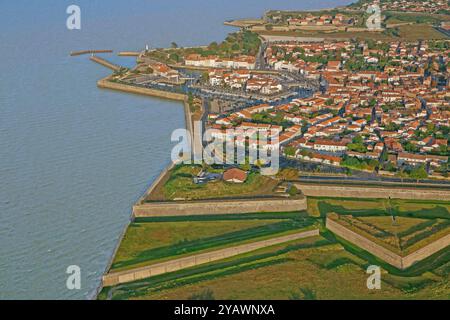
[108,35,449,181]
[85,0,450,301]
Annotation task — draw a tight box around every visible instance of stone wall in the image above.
[402,233,450,269]
[133,197,307,217]
[326,217,450,269]
[103,229,319,287]
[326,217,404,269]
[295,183,450,201]
[97,77,187,101]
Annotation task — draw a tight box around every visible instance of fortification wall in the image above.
[327,217,450,270]
[402,233,450,269]
[326,217,404,268]
[103,229,319,287]
[295,183,450,201]
[133,197,307,217]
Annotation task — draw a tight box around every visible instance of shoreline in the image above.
[93,76,192,299]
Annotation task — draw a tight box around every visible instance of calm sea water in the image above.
[0,0,350,299]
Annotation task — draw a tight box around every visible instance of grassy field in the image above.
[98,197,450,300]
[100,235,450,300]
[110,212,315,272]
[146,165,279,201]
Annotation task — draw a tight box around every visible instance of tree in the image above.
[170,42,178,49]
[284,146,296,157]
[239,163,251,172]
[201,71,209,82]
[409,165,427,181]
[169,53,180,63]
[288,185,299,197]
[404,142,419,153]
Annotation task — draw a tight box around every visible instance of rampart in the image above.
[102,229,319,287]
[133,197,307,217]
[295,183,450,201]
[326,217,450,269]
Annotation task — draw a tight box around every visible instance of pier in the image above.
[118,51,141,57]
[70,50,113,56]
[89,56,123,72]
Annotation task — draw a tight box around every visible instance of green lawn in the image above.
[100,235,450,300]
[146,165,279,201]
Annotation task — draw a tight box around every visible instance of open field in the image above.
[99,235,450,300]
[145,165,280,201]
[110,212,315,272]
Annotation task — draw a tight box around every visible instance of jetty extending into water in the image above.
[70,50,113,56]
[89,56,123,72]
[118,51,141,57]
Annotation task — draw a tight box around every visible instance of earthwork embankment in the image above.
[102,229,319,287]
[326,217,450,269]
[133,197,307,218]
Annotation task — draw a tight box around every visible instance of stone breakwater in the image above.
[102,229,319,287]
[133,197,308,217]
[97,77,187,101]
[326,217,450,269]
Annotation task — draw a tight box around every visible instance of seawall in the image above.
[295,183,450,201]
[133,197,307,217]
[103,229,319,287]
[97,77,187,101]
